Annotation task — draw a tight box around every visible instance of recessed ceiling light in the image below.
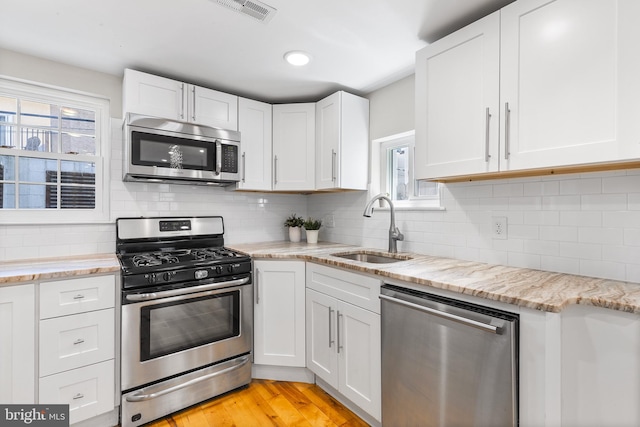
[284,51,311,66]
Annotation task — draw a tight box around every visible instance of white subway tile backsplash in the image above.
[560,211,602,227]
[539,226,578,242]
[523,181,560,196]
[508,252,541,270]
[523,240,559,256]
[542,195,581,211]
[559,178,602,195]
[602,175,640,194]
[623,229,640,247]
[494,183,524,197]
[541,256,580,275]
[581,194,627,211]
[559,242,602,260]
[580,260,626,281]
[578,227,624,245]
[523,211,560,226]
[602,211,640,229]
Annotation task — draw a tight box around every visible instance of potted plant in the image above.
[284,214,304,242]
[303,217,322,244]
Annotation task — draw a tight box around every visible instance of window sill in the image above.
[370,204,445,212]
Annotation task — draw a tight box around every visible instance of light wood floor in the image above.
[146,379,370,427]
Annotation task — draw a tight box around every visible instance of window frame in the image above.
[0,76,110,224]
[371,130,442,210]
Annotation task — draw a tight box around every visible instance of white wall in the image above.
[0,52,305,261]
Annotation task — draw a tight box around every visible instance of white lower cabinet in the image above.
[306,263,381,422]
[253,260,306,366]
[38,274,117,425]
[39,360,115,425]
[0,283,35,403]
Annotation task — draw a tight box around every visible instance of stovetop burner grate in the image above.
[121,247,246,270]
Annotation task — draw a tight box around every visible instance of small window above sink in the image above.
[331,250,413,264]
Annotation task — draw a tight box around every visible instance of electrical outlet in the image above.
[324,214,335,228]
[492,216,508,239]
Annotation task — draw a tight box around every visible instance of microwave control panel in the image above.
[220,144,238,173]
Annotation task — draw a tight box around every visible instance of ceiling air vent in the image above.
[213,0,277,23]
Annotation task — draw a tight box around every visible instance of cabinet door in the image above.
[315,92,340,189]
[316,91,369,190]
[306,288,339,388]
[40,308,115,376]
[123,69,186,121]
[253,260,306,366]
[190,85,238,130]
[0,284,35,403]
[272,103,315,191]
[337,300,381,421]
[39,359,115,425]
[415,12,500,179]
[500,0,640,170]
[40,275,115,319]
[236,98,272,191]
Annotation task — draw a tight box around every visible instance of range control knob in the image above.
[162,272,171,282]
[215,266,223,275]
[146,273,157,284]
[227,264,234,273]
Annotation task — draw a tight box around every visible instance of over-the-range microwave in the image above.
[122,113,241,185]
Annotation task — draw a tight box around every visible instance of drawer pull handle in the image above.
[73,294,85,300]
[72,393,84,400]
[73,338,85,345]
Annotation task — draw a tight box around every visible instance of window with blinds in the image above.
[0,77,109,223]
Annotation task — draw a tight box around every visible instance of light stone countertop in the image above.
[0,253,121,285]
[228,241,640,315]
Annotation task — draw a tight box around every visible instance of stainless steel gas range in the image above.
[116,216,252,427]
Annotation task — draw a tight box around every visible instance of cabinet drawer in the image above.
[40,309,115,376]
[40,275,115,319]
[39,360,115,425]
[306,263,381,313]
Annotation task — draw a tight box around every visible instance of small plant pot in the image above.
[305,229,319,244]
[288,227,302,243]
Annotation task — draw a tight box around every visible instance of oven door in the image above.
[121,277,252,391]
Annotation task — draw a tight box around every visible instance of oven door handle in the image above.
[125,276,250,302]
[124,355,250,402]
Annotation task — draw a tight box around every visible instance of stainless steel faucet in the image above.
[363,193,404,253]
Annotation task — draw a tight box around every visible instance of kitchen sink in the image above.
[331,251,412,264]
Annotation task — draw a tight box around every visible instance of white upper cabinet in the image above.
[189,85,238,130]
[123,69,238,130]
[416,0,640,179]
[500,0,640,170]
[272,103,316,191]
[415,12,500,179]
[315,91,369,190]
[236,98,272,191]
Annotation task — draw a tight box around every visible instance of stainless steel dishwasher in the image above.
[380,284,518,427]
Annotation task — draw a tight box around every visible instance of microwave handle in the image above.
[215,140,222,175]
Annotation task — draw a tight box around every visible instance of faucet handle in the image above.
[393,228,404,241]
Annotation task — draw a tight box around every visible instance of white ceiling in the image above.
[0,0,514,103]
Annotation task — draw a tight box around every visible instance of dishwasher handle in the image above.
[379,294,500,334]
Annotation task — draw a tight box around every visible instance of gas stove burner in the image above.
[132,252,180,267]
[192,247,240,261]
